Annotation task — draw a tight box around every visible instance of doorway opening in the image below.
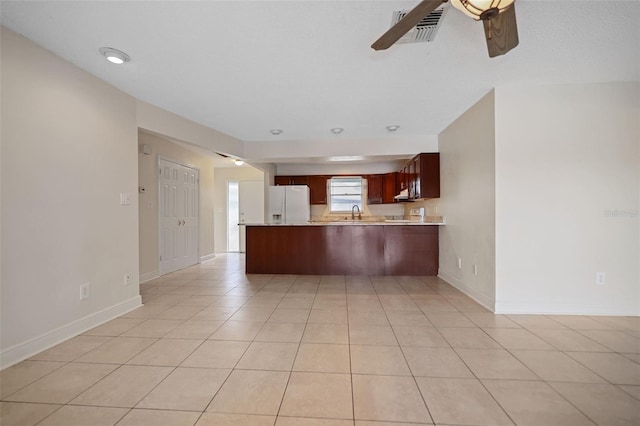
[226,180,264,253]
[227,181,240,252]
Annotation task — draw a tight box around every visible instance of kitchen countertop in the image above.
[243,221,445,226]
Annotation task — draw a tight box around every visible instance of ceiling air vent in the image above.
[392,3,448,44]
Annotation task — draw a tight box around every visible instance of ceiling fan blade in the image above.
[483,3,519,58]
[371,0,445,50]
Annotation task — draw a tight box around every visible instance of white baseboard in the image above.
[494,300,640,316]
[438,271,495,312]
[0,296,142,370]
[200,253,215,262]
[140,270,159,284]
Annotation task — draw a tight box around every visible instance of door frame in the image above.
[226,180,240,253]
[158,156,201,275]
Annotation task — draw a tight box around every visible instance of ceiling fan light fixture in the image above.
[451,0,515,21]
[99,47,130,64]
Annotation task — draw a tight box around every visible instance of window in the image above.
[329,177,363,212]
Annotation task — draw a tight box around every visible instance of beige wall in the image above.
[436,91,497,310]
[138,131,216,281]
[137,100,243,159]
[1,28,140,367]
[495,82,639,315]
[214,167,265,253]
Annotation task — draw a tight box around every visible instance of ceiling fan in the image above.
[372,0,519,58]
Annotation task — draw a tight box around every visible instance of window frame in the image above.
[328,176,364,213]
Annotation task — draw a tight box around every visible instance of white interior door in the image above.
[159,158,199,275]
[238,180,264,252]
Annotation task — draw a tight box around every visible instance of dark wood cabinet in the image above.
[399,165,408,191]
[398,153,440,200]
[383,225,438,275]
[414,153,440,199]
[274,159,435,206]
[408,159,417,199]
[366,174,384,204]
[274,175,309,185]
[274,176,291,186]
[308,175,328,205]
[382,172,398,204]
[246,224,437,276]
[275,175,326,205]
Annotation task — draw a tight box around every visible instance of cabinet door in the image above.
[413,156,421,199]
[366,174,383,204]
[309,175,328,205]
[291,176,309,185]
[408,160,417,199]
[418,153,440,198]
[274,176,290,186]
[382,172,398,204]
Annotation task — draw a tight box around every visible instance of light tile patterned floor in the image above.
[1,253,639,425]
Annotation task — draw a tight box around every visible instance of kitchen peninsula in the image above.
[245,221,444,276]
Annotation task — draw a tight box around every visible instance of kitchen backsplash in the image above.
[310,202,404,221]
[405,199,440,217]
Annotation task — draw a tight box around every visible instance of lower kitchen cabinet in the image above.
[383,225,438,275]
[246,225,438,276]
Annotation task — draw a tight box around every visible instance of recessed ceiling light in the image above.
[270,129,283,135]
[330,128,344,134]
[234,159,245,166]
[99,47,130,64]
[386,125,400,132]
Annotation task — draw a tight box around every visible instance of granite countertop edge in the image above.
[241,222,445,226]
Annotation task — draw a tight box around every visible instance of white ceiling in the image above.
[2,0,639,149]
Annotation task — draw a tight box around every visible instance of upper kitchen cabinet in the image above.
[275,175,327,205]
[308,175,328,205]
[399,165,407,192]
[366,174,384,204]
[383,172,399,204]
[413,153,440,199]
[275,175,309,186]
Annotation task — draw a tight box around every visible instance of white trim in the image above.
[494,301,640,316]
[200,253,215,262]
[0,296,142,370]
[437,271,495,312]
[139,270,159,283]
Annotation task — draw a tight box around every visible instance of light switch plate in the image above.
[120,193,131,205]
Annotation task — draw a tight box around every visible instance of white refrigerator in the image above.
[268,185,310,224]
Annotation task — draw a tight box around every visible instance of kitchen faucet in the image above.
[351,205,362,220]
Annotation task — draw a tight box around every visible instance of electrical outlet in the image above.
[473,264,478,275]
[596,272,606,286]
[124,274,131,286]
[80,283,90,300]
[457,258,462,269]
